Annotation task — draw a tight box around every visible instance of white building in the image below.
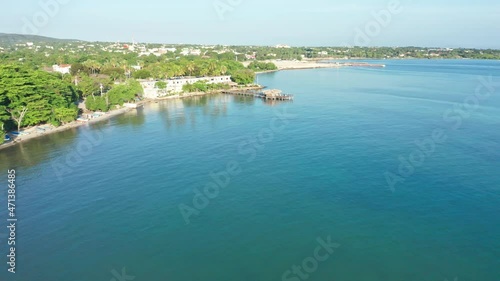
[275,44,291,49]
[52,64,72,74]
[141,76,232,99]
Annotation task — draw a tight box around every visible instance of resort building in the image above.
[141,76,232,99]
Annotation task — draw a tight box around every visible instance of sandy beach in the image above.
[271,60,342,70]
[244,60,342,72]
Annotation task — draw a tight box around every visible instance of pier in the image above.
[222,89,294,101]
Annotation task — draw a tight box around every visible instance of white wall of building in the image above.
[140,76,231,99]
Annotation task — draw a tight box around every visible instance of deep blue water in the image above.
[1,59,500,281]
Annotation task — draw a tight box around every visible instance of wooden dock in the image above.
[222,89,293,101]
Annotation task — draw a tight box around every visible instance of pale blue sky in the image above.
[2,0,500,48]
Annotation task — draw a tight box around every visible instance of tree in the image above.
[0,96,11,130]
[132,69,151,79]
[23,96,51,126]
[169,65,185,77]
[247,61,278,71]
[8,106,28,132]
[207,60,218,76]
[199,67,209,77]
[148,63,163,79]
[78,75,101,98]
[220,65,228,75]
[85,96,108,112]
[101,67,125,81]
[231,69,255,85]
[54,107,78,125]
[155,81,167,89]
[186,62,196,76]
[0,64,79,130]
[70,62,87,76]
[83,59,101,75]
[107,80,143,107]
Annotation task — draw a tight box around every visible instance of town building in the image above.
[141,76,232,99]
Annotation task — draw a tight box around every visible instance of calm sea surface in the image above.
[1,60,499,281]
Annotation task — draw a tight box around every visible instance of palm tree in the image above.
[220,65,228,75]
[120,60,130,78]
[83,60,101,75]
[207,60,218,76]
[150,63,163,79]
[186,62,196,77]
[104,58,119,68]
[137,60,145,69]
[172,65,185,77]
[200,68,209,77]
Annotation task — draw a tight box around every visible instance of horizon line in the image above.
[1,32,500,51]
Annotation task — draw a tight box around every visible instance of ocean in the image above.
[1,59,499,281]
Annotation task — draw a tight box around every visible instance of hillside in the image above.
[0,33,82,44]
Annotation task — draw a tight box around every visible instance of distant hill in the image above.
[0,33,82,44]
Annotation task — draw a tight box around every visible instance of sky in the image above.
[2,0,500,48]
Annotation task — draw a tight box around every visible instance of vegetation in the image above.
[132,69,151,79]
[231,69,256,85]
[85,79,143,112]
[247,61,278,71]
[2,36,500,137]
[182,81,230,93]
[0,64,78,131]
[155,81,167,89]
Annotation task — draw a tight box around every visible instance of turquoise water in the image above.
[1,60,500,281]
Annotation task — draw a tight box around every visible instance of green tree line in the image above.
[0,64,79,142]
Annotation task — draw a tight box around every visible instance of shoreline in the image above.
[0,55,482,150]
[0,59,382,151]
[0,58,387,151]
[0,86,265,151]
[247,60,343,72]
[254,60,388,73]
[0,106,138,151]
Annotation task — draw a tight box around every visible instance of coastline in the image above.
[253,59,388,73]
[272,60,343,70]
[0,106,137,151]
[0,57,389,151]
[0,60,386,150]
[0,87,265,151]
[247,60,343,72]
[0,59,377,151]
[0,57,493,150]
